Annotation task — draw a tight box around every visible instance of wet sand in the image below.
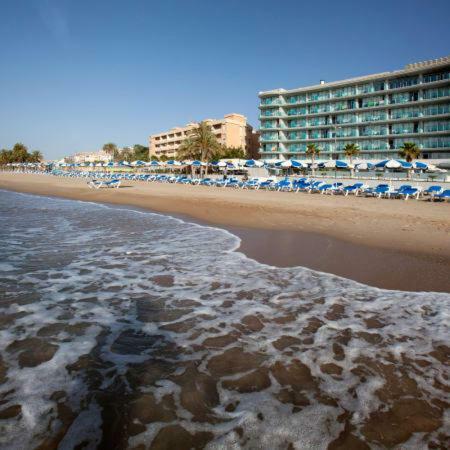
[0,172,449,292]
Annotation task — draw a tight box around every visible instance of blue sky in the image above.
[1,0,449,159]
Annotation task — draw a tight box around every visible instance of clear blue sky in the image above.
[1,0,449,160]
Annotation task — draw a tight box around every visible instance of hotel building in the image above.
[149,113,259,159]
[259,56,450,165]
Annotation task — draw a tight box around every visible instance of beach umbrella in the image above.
[189,160,205,167]
[105,161,115,167]
[166,160,182,166]
[355,162,375,170]
[211,161,227,168]
[244,159,265,168]
[375,159,412,169]
[323,159,350,169]
[291,160,307,168]
[119,160,130,166]
[131,160,146,166]
[412,161,428,170]
[226,161,238,169]
[322,160,351,169]
[146,160,161,166]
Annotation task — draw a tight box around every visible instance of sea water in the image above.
[0,190,448,449]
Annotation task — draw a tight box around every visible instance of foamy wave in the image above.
[0,190,448,449]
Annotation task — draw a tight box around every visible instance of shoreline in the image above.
[0,172,449,292]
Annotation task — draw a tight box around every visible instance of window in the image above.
[309,104,330,114]
[261,120,277,129]
[423,71,450,83]
[288,119,306,127]
[388,76,418,89]
[423,121,450,132]
[336,114,358,124]
[362,96,385,108]
[332,86,356,98]
[391,107,421,119]
[287,107,307,116]
[287,131,307,140]
[423,87,450,99]
[308,116,327,126]
[286,94,306,104]
[391,123,414,135]
[423,104,450,116]
[261,132,278,141]
[287,143,306,152]
[360,111,387,122]
[336,127,358,138]
[360,125,388,136]
[261,96,280,105]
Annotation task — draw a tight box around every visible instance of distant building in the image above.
[259,56,450,165]
[149,113,259,159]
[70,150,112,163]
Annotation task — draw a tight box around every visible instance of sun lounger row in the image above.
[29,170,448,202]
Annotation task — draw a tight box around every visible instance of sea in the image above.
[0,189,448,450]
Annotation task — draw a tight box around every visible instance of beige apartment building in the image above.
[149,113,259,159]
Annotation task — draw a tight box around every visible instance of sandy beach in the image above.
[0,172,449,292]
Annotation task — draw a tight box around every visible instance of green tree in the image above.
[150,155,159,161]
[177,122,221,176]
[305,143,321,176]
[398,142,421,179]
[343,143,360,177]
[215,146,246,160]
[30,150,43,163]
[159,154,169,162]
[0,149,13,165]
[132,144,150,162]
[12,143,29,163]
[102,143,118,161]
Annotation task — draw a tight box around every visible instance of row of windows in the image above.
[261,72,450,106]
[262,121,450,141]
[261,104,450,129]
[280,137,450,152]
[262,100,450,120]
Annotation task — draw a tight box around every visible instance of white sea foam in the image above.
[0,189,449,449]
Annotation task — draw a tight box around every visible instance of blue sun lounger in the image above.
[343,182,365,196]
[88,178,121,189]
[432,189,450,202]
[423,185,443,198]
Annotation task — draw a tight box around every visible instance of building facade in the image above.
[149,113,259,159]
[259,57,450,165]
[69,150,112,163]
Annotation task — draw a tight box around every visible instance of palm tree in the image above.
[305,143,321,176]
[30,150,43,163]
[398,142,421,179]
[343,143,360,177]
[177,122,221,177]
[102,143,118,161]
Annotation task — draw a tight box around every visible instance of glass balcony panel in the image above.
[423,121,450,132]
[361,96,385,108]
[423,88,450,99]
[391,107,421,119]
[392,123,414,134]
[261,97,280,105]
[423,72,450,83]
[388,76,419,89]
[336,114,358,124]
[423,104,450,116]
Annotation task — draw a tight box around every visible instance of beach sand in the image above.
[0,172,449,292]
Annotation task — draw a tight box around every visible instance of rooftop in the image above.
[259,56,450,97]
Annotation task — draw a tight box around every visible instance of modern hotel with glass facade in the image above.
[259,57,450,165]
